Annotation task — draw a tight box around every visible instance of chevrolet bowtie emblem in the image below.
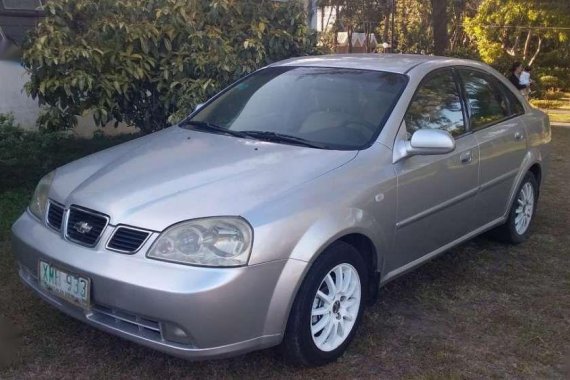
[73,221,93,234]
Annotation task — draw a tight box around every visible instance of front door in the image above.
[389,68,479,274]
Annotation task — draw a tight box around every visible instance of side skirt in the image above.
[380,217,505,286]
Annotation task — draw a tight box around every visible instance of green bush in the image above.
[541,91,565,101]
[0,190,30,238]
[445,46,481,61]
[536,50,570,69]
[539,75,560,90]
[530,99,566,110]
[22,0,319,134]
[0,113,137,192]
[0,113,17,129]
[534,67,570,91]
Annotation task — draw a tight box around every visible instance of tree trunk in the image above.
[383,13,389,45]
[391,0,395,52]
[348,25,353,53]
[431,0,448,55]
[364,27,368,53]
[523,30,532,61]
[320,4,324,31]
[505,33,521,56]
[400,0,409,51]
[333,5,340,51]
[528,36,542,67]
[324,4,334,31]
[449,0,464,51]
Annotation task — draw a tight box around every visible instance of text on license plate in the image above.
[39,261,91,309]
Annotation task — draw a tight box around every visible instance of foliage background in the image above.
[21,0,570,133]
[317,0,569,87]
[22,0,319,133]
[0,113,136,237]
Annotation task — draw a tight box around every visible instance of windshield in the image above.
[184,66,408,150]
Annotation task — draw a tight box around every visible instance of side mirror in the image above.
[194,102,205,111]
[394,128,455,163]
[406,129,456,156]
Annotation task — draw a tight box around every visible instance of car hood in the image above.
[51,127,357,231]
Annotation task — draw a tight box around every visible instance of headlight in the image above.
[29,171,55,220]
[147,217,253,267]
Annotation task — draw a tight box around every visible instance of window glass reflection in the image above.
[405,69,465,137]
[460,70,509,130]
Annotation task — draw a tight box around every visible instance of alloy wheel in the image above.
[514,182,535,235]
[310,263,361,352]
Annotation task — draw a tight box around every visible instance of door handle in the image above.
[514,131,524,140]
[460,150,473,164]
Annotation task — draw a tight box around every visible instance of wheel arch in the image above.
[528,162,542,187]
[504,150,544,220]
[263,220,387,339]
[337,233,381,304]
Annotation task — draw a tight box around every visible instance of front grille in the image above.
[46,201,65,231]
[65,206,108,247]
[90,305,162,342]
[107,227,150,253]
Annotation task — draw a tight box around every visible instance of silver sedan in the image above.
[12,54,550,366]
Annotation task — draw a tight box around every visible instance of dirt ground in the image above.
[1,127,569,379]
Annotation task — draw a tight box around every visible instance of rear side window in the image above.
[405,69,466,138]
[493,79,525,116]
[459,69,509,130]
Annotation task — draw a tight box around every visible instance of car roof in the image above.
[270,53,478,74]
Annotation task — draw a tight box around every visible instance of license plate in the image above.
[38,261,91,309]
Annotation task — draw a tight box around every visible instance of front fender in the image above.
[261,207,389,336]
[288,207,386,264]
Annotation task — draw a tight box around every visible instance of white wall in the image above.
[316,6,337,32]
[0,60,40,129]
[0,60,136,137]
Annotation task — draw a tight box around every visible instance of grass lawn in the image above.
[532,91,570,124]
[546,112,570,124]
[1,129,569,378]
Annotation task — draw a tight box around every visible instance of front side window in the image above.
[185,66,408,150]
[459,69,510,130]
[404,69,466,138]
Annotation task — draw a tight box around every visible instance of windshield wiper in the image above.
[238,131,329,149]
[180,121,329,149]
[180,120,246,138]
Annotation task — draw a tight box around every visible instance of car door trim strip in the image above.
[396,187,479,229]
[478,168,519,192]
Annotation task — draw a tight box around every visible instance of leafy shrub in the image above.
[445,46,481,61]
[0,190,31,238]
[36,106,82,132]
[0,113,17,129]
[541,90,565,101]
[0,113,137,192]
[22,0,319,134]
[530,99,566,110]
[539,75,560,90]
[534,67,570,91]
[536,50,570,69]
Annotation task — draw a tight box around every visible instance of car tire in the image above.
[491,172,539,244]
[280,241,368,367]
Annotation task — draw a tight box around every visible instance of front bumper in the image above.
[11,211,308,360]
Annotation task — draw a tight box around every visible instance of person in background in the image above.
[519,66,533,99]
[508,61,530,98]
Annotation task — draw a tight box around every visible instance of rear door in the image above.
[457,68,527,226]
[390,68,479,272]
